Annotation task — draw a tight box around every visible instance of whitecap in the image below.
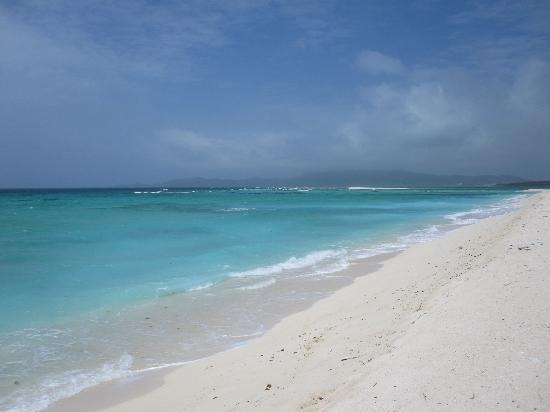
[445,193,526,225]
[219,207,254,212]
[1,354,134,412]
[229,249,347,278]
[238,278,276,290]
[187,282,214,292]
[348,187,409,190]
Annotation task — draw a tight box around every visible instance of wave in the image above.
[236,187,312,192]
[230,243,405,281]
[1,354,134,412]
[133,190,195,195]
[219,207,255,212]
[229,249,347,278]
[221,330,264,339]
[227,193,526,284]
[187,282,214,292]
[238,278,277,290]
[445,194,526,225]
[348,186,409,190]
[229,229,443,281]
[445,209,481,225]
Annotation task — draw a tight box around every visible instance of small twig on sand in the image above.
[340,356,360,362]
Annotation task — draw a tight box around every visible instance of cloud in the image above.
[336,57,550,176]
[0,1,252,80]
[451,0,550,34]
[446,0,550,73]
[356,50,406,75]
[1,0,550,187]
[154,128,297,177]
[275,0,349,48]
[0,0,349,84]
[324,2,550,177]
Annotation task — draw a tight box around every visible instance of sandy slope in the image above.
[51,190,550,411]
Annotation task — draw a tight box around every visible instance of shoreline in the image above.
[46,189,550,411]
[46,250,399,412]
[6,191,519,411]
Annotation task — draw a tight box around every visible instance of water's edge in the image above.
[40,191,529,412]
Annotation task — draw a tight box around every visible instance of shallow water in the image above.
[0,187,523,411]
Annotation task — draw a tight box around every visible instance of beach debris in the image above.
[13,380,19,385]
[518,246,531,250]
[340,356,360,362]
[265,384,272,391]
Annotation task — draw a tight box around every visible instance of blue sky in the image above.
[1,0,549,187]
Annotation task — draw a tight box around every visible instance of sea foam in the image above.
[229,249,347,278]
[1,354,134,412]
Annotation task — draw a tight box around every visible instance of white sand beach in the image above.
[50,190,550,411]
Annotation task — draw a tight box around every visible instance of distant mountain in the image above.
[159,170,524,188]
[497,180,550,189]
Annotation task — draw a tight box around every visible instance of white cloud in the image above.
[0,1,246,80]
[275,0,348,48]
[336,57,550,176]
[446,0,550,74]
[0,0,346,81]
[155,55,550,178]
[356,50,406,75]
[155,128,296,176]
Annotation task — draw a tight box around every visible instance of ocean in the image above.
[0,187,524,411]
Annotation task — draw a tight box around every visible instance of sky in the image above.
[1,0,549,187]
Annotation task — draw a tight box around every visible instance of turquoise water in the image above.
[0,187,523,410]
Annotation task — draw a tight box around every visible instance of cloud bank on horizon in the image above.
[0,0,549,187]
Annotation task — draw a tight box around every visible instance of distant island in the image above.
[152,170,524,189]
[497,180,550,189]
